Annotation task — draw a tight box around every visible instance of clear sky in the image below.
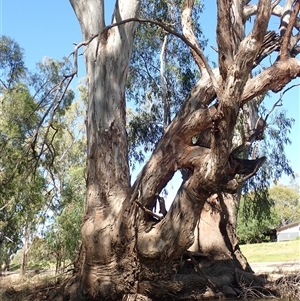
[1,0,299,185]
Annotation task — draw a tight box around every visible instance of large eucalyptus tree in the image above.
[58,0,300,300]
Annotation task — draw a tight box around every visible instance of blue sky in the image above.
[1,0,299,184]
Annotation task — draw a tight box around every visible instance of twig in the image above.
[135,200,163,221]
[265,82,300,123]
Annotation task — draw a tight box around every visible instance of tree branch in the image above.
[265,82,300,123]
[66,16,220,98]
[216,0,234,79]
[234,0,271,80]
[181,0,207,73]
[241,57,300,103]
[246,2,300,29]
[279,0,300,60]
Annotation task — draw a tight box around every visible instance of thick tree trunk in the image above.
[66,0,141,299]
[52,1,300,300]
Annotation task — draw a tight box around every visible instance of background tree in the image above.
[237,192,279,244]
[0,36,26,91]
[237,183,300,244]
[270,183,300,226]
[43,94,86,273]
[0,38,46,272]
[0,36,83,275]
[127,0,206,167]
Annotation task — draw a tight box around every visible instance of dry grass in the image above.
[274,274,300,300]
[0,271,63,301]
[239,274,300,300]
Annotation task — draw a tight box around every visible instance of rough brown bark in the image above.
[51,1,300,300]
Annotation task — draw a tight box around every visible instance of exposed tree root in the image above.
[136,257,277,300]
[39,257,300,301]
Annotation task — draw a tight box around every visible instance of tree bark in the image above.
[68,0,141,299]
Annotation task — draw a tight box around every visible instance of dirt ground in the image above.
[0,262,299,300]
[250,260,300,277]
[249,260,300,288]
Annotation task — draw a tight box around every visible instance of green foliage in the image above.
[0,35,26,90]
[126,0,207,168]
[237,104,295,242]
[0,35,84,274]
[28,57,74,117]
[262,108,294,179]
[36,94,86,271]
[25,237,52,269]
[237,183,300,244]
[269,184,300,226]
[44,200,84,272]
[0,37,47,270]
[237,193,278,244]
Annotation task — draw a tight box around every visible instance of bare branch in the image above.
[272,0,283,10]
[0,202,11,211]
[235,0,271,75]
[0,78,8,90]
[231,0,246,47]
[244,0,300,31]
[279,0,295,37]
[237,156,266,183]
[135,200,163,221]
[31,74,75,171]
[265,82,300,123]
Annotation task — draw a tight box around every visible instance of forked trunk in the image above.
[51,0,300,300]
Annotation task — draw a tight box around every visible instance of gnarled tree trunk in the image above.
[53,0,300,300]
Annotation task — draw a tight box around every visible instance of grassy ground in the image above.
[240,240,300,262]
